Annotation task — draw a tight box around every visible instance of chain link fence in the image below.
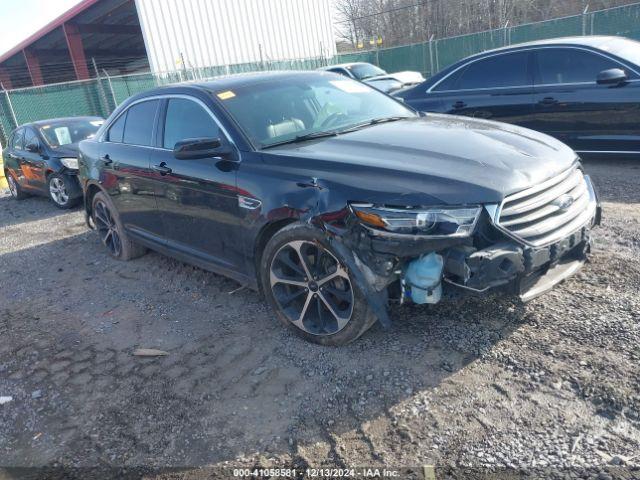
[1,2,640,147]
[337,2,640,78]
[0,56,328,147]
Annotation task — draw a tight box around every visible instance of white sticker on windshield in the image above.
[54,127,72,146]
[330,80,370,93]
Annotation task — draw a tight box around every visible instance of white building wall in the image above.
[134,0,336,73]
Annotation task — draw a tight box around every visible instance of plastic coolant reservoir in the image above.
[403,252,444,304]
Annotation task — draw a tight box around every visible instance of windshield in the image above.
[216,74,416,148]
[348,63,387,80]
[39,119,103,148]
[599,37,640,67]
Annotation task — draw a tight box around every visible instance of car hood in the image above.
[263,114,577,206]
[51,142,80,157]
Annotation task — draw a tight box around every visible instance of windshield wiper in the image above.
[261,116,411,149]
[339,116,411,133]
[262,130,339,149]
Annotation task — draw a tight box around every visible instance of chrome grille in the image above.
[498,165,595,246]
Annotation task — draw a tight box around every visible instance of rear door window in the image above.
[163,98,220,150]
[122,100,160,146]
[23,128,40,150]
[452,52,531,90]
[107,113,126,143]
[433,68,464,91]
[535,48,620,85]
[11,129,24,151]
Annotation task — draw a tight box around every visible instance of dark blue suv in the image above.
[395,36,640,158]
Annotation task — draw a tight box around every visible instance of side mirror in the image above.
[596,68,627,86]
[26,143,40,153]
[173,137,231,160]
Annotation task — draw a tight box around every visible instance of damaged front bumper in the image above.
[442,173,600,302]
[443,225,593,302]
[337,174,601,322]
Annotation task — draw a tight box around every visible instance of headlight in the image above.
[351,204,481,237]
[60,157,79,169]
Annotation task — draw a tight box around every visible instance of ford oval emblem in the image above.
[553,194,575,211]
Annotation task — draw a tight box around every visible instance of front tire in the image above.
[260,223,377,346]
[6,172,28,200]
[92,192,146,261]
[48,173,81,209]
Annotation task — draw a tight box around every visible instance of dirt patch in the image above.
[0,158,639,478]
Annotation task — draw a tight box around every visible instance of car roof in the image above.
[419,35,638,89]
[25,116,104,128]
[134,70,343,98]
[467,35,629,58]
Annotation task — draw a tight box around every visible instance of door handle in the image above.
[152,163,172,175]
[538,97,559,106]
[101,154,113,165]
[452,101,467,109]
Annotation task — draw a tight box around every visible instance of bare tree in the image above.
[334,0,637,51]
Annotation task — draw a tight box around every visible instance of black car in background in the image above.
[395,36,640,157]
[78,72,599,345]
[3,117,104,208]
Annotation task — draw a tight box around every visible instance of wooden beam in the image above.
[63,22,90,80]
[33,47,147,57]
[0,67,13,90]
[74,23,141,35]
[23,49,44,86]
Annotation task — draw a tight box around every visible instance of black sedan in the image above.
[78,72,599,345]
[395,36,640,157]
[3,117,104,208]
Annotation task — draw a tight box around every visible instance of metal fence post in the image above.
[428,34,435,77]
[1,83,18,129]
[92,58,111,117]
[582,5,590,35]
[102,69,118,108]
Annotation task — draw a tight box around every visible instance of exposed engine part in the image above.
[445,243,525,290]
[353,251,396,292]
[402,253,444,304]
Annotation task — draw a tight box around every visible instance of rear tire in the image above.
[48,173,81,209]
[259,223,377,346]
[6,172,28,200]
[92,192,147,261]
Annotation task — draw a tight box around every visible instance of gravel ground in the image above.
[0,158,638,479]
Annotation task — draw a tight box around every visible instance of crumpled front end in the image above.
[324,163,601,326]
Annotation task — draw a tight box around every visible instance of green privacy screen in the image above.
[1,2,640,146]
[337,3,640,77]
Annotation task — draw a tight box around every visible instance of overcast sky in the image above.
[0,0,84,56]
